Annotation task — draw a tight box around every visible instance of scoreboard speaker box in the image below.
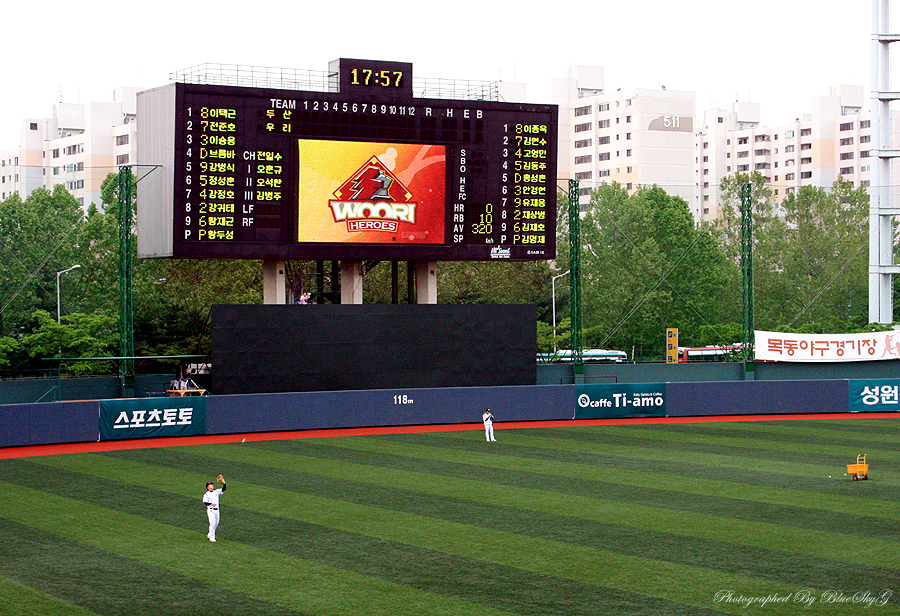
[212,304,536,394]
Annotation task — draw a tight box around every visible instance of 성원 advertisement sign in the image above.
[849,379,900,412]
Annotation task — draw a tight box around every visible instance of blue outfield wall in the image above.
[206,385,574,435]
[0,379,893,449]
[0,400,98,447]
[666,380,849,416]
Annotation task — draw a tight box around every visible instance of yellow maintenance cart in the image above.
[847,454,868,481]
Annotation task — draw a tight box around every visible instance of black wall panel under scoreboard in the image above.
[211,304,536,395]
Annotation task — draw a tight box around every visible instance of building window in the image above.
[840,152,854,160]
[598,119,610,129]
[574,171,592,180]
[625,115,632,123]
[737,164,749,172]
[574,122,591,133]
[800,143,812,150]
[785,173,795,180]
[860,135,871,143]
[116,154,130,165]
[574,105,591,117]
[840,167,854,175]
[116,134,130,146]
[801,157,812,165]
[718,117,724,123]
[29,123,38,131]
[702,156,708,163]
[626,149,632,157]
[861,150,870,158]
[598,136,610,145]
[800,128,811,136]
[738,137,749,145]
[737,151,749,158]
[599,169,610,177]
[840,137,854,146]
[785,145,795,153]
[599,152,611,161]
[861,165,871,172]
[860,120,871,129]
[801,171,812,179]
[785,130,794,138]
[52,149,60,158]
[839,122,854,131]
[599,103,609,112]
[575,139,592,148]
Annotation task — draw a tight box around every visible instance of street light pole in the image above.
[56,265,81,323]
[551,270,570,352]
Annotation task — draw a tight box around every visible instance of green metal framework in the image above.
[118,167,135,388]
[568,180,583,370]
[740,182,755,368]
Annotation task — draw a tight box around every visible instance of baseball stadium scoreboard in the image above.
[137,58,558,261]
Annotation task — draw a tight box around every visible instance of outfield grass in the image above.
[0,418,898,615]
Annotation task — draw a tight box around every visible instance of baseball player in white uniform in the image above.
[202,477,226,542]
[483,408,496,442]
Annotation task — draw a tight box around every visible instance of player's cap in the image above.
[206,481,214,487]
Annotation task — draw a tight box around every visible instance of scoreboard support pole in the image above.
[414,261,438,304]
[341,261,364,304]
[263,260,287,304]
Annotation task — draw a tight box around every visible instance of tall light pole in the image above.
[56,265,81,323]
[551,270,570,352]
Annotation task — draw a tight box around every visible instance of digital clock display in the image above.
[333,58,413,98]
[138,63,557,262]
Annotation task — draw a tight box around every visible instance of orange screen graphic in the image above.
[297,140,446,243]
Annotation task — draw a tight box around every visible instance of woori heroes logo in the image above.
[578,392,665,409]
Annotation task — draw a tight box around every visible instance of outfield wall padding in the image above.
[666,379,848,416]
[206,384,573,435]
[0,400,98,447]
[0,379,874,449]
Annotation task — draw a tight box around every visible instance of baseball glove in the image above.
[216,474,225,484]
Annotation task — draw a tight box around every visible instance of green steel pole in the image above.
[740,182,755,372]
[568,180,583,372]
[118,166,135,393]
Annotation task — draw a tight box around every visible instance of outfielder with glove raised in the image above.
[202,474,227,542]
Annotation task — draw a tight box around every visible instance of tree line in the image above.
[0,170,886,374]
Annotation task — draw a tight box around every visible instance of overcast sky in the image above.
[1,0,873,149]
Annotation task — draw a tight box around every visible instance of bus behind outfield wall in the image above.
[537,349,628,364]
[677,345,742,363]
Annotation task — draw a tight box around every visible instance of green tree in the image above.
[577,183,733,358]
[773,179,869,331]
[715,175,870,333]
[0,186,84,334]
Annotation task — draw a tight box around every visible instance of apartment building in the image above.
[547,66,696,207]
[0,87,139,208]
[694,85,895,222]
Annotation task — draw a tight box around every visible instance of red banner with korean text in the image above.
[756,330,900,362]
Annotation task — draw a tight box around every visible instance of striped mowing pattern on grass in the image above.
[0,419,898,615]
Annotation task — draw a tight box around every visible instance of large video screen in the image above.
[138,77,557,261]
[297,139,446,244]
